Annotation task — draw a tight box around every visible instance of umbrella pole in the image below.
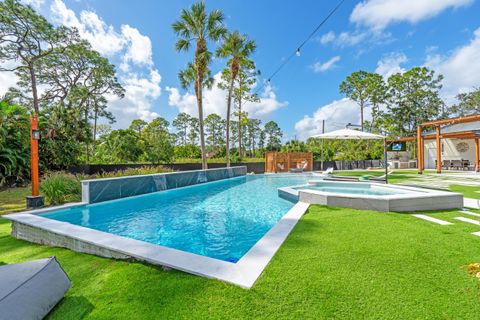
[384,138,388,184]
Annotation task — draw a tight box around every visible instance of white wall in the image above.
[424,138,476,169]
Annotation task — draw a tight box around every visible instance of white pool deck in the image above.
[411,214,453,225]
[4,201,310,289]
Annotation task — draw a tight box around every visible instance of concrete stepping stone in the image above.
[472,231,480,237]
[454,217,480,226]
[460,210,480,217]
[411,214,453,225]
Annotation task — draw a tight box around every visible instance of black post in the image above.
[384,138,388,184]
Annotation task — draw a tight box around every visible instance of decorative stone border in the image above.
[81,166,247,203]
[4,201,310,289]
[278,180,464,212]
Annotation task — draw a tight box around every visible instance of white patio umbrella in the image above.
[312,128,385,140]
[311,129,389,183]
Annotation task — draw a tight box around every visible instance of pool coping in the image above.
[3,200,310,289]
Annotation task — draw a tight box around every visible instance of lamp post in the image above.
[26,115,44,208]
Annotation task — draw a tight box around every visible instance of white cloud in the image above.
[425,27,480,102]
[166,73,287,119]
[121,24,153,68]
[21,0,45,8]
[351,0,473,31]
[48,0,161,127]
[311,56,341,73]
[0,61,19,96]
[50,0,125,56]
[294,98,365,139]
[318,31,369,47]
[50,0,153,69]
[107,69,162,127]
[336,31,368,47]
[319,31,335,45]
[375,52,407,78]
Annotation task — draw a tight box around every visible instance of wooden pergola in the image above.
[390,114,480,174]
[265,152,313,173]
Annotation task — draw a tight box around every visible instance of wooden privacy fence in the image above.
[264,152,313,173]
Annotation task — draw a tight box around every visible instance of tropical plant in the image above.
[172,1,227,169]
[174,144,201,159]
[40,172,81,204]
[216,31,256,165]
[0,101,30,186]
[39,104,90,170]
[94,129,143,163]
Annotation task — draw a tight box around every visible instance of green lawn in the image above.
[449,185,480,200]
[332,169,416,184]
[0,186,29,214]
[0,205,479,319]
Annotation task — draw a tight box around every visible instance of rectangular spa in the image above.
[5,169,312,288]
[278,180,464,212]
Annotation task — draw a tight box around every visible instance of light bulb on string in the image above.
[296,48,301,56]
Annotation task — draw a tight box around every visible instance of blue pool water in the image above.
[43,174,310,262]
[293,181,411,196]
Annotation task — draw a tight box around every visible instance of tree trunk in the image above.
[251,130,255,158]
[29,64,40,115]
[197,76,208,169]
[85,110,89,163]
[360,102,364,132]
[225,76,234,167]
[93,109,98,154]
[238,97,242,158]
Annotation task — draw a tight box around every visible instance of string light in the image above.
[252,0,346,95]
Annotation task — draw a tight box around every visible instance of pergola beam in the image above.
[417,126,423,174]
[421,114,480,127]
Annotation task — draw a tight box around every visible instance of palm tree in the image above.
[172,1,226,169]
[216,31,256,166]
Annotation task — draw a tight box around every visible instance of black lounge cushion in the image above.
[0,257,71,320]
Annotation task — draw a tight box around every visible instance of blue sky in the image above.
[4,0,480,140]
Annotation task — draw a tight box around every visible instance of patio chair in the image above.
[312,167,334,177]
[277,163,285,172]
[289,161,308,173]
[0,257,72,320]
[452,160,463,170]
[442,160,451,170]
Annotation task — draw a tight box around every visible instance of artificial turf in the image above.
[0,185,29,214]
[449,184,480,200]
[0,205,479,319]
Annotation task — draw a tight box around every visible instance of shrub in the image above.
[40,172,81,205]
[95,166,172,179]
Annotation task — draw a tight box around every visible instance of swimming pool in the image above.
[41,174,310,262]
